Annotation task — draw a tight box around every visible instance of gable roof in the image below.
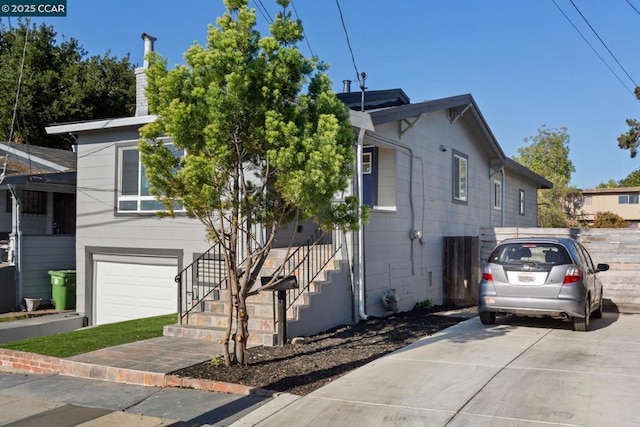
[347,93,552,190]
[0,142,76,174]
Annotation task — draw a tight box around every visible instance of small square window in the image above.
[117,142,185,213]
[619,195,629,204]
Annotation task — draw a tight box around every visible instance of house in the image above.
[46,35,551,342]
[0,142,76,312]
[340,89,551,316]
[580,187,640,227]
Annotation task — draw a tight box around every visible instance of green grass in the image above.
[0,313,178,358]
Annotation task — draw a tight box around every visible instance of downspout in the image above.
[501,168,506,227]
[8,185,21,307]
[356,127,368,320]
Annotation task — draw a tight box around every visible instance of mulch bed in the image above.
[171,305,474,396]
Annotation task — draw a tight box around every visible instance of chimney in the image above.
[342,79,351,93]
[135,33,157,116]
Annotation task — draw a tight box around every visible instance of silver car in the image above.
[478,237,609,331]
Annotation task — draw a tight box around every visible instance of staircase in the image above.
[163,229,352,346]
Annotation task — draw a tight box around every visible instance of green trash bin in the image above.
[48,270,76,310]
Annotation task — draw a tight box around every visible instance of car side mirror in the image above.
[596,263,609,272]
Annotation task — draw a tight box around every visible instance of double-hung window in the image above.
[519,189,525,215]
[117,143,184,213]
[453,151,468,203]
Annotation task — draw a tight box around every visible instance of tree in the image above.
[618,87,640,157]
[0,20,135,149]
[597,168,640,188]
[591,211,628,228]
[514,126,583,227]
[139,0,363,366]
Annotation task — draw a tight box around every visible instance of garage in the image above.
[94,255,178,325]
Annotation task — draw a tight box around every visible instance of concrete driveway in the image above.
[236,309,640,426]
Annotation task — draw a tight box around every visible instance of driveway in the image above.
[236,309,640,426]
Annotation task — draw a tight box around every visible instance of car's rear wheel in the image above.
[573,299,590,332]
[479,311,496,325]
[592,293,603,319]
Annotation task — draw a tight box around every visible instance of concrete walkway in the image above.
[232,310,640,426]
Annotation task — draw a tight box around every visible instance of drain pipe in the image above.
[356,127,368,320]
[8,185,21,307]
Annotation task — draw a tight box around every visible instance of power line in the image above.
[568,0,638,88]
[290,0,315,57]
[551,0,636,98]
[625,0,640,17]
[335,0,362,87]
[252,0,273,24]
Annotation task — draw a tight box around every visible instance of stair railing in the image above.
[176,242,228,325]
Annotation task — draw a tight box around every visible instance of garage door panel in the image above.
[95,260,177,325]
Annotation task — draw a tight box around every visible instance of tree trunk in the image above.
[236,292,249,365]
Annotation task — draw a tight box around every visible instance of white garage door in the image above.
[95,257,177,325]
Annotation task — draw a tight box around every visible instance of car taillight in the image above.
[482,267,493,282]
[563,267,582,284]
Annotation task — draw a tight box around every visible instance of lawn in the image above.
[0,313,177,358]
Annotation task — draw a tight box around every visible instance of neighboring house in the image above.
[581,187,640,227]
[0,142,76,312]
[46,35,551,340]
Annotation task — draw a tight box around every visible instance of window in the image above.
[362,152,372,174]
[619,194,639,204]
[493,180,502,209]
[453,151,468,202]
[6,190,47,215]
[117,143,184,213]
[519,189,525,215]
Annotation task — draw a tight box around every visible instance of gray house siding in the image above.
[361,110,504,316]
[504,171,539,226]
[21,235,75,300]
[74,126,216,324]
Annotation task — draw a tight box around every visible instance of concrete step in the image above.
[163,324,278,347]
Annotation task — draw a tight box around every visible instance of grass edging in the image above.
[0,313,177,358]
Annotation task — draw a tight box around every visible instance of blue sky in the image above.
[18,0,640,188]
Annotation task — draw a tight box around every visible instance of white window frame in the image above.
[453,151,468,203]
[493,180,502,210]
[519,189,525,215]
[117,142,185,213]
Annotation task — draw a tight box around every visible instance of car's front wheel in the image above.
[479,311,496,325]
[573,299,590,332]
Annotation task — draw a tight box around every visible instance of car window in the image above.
[577,243,595,272]
[489,243,571,265]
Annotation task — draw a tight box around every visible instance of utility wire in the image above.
[335,0,362,87]
[551,0,636,98]
[625,0,640,17]
[568,0,638,88]
[9,21,29,145]
[290,0,315,57]
[253,0,273,24]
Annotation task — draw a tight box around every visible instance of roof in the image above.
[45,115,156,135]
[336,88,410,111]
[581,187,640,194]
[504,158,553,189]
[0,142,76,174]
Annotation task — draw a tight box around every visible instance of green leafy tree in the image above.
[618,87,640,157]
[0,20,134,149]
[591,211,628,228]
[514,126,583,227]
[139,0,364,366]
[597,169,640,188]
